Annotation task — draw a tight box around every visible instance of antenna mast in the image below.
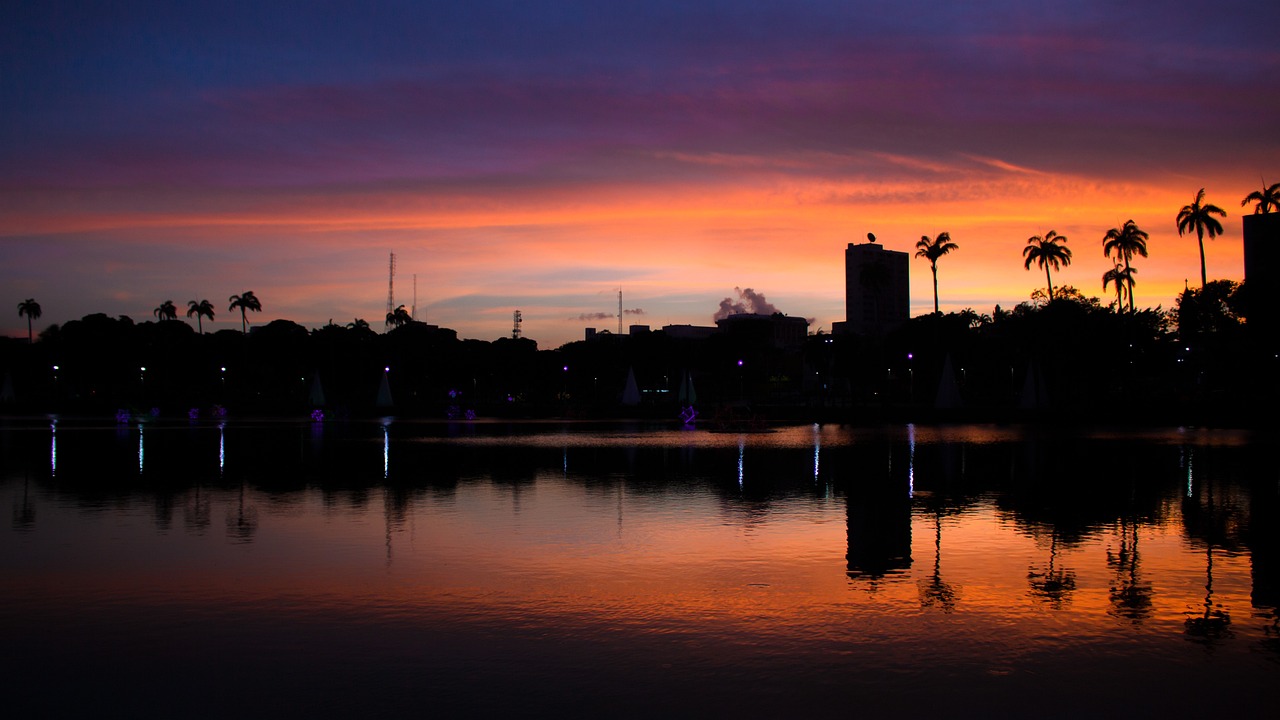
[618,288,623,335]
[386,252,397,322]
[512,310,522,339]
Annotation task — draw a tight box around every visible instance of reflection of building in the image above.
[838,239,909,336]
[846,443,913,581]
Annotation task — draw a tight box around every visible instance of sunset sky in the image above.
[4,1,1279,347]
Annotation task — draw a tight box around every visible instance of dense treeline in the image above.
[1,278,1272,424]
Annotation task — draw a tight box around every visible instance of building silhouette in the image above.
[1243,213,1280,341]
[837,237,910,336]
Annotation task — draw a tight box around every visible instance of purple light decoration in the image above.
[737,360,744,367]
[311,408,325,422]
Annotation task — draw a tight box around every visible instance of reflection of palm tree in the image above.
[1184,478,1231,640]
[918,509,958,612]
[228,291,262,333]
[1028,530,1076,608]
[186,299,215,333]
[226,480,258,542]
[1023,231,1071,300]
[1176,188,1227,289]
[914,232,960,314]
[1185,542,1231,639]
[1107,519,1153,622]
[1102,220,1149,311]
[17,298,41,344]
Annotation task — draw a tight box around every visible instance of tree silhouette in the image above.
[228,291,262,333]
[347,318,370,331]
[1101,263,1135,313]
[385,304,411,329]
[914,232,960,314]
[1176,188,1227,289]
[1023,231,1071,300]
[17,298,41,344]
[154,300,178,321]
[186,299,215,334]
[1241,179,1280,214]
[1102,220,1149,312]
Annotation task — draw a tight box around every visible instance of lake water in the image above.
[2,419,1276,718]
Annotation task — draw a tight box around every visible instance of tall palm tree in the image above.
[347,318,370,331]
[1102,220,1149,312]
[1241,180,1280,214]
[385,304,411,329]
[1176,188,1227,289]
[1023,231,1072,300]
[914,232,960,313]
[154,300,178,321]
[1102,263,1136,313]
[187,299,215,334]
[228,291,262,333]
[17,298,41,344]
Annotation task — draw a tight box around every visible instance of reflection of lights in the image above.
[907,423,916,499]
[50,420,57,475]
[1184,446,1194,498]
[138,424,145,474]
[219,423,225,472]
[383,425,389,479]
[737,435,745,489]
[812,423,820,482]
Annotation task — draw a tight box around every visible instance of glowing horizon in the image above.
[3,2,1277,347]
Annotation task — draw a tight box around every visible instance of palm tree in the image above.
[914,232,960,313]
[1102,220,1149,311]
[1023,231,1072,300]
[347,318,370,331]
[1102,263,1136,313]
[17,298,41,344]
[1176,189,1227,289]
[228,291,262,333]
[187,299,215,333]
[385,304,411,329]
[1241,180,1280,214]
[154,300,178,321]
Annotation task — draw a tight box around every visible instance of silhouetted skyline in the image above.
[3,2,1278,347]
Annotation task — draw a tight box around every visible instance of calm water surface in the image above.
[2,419,1277,718]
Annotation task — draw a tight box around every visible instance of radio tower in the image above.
[512,310,522,339]
[385,252,397,326]
[617,288,623,335]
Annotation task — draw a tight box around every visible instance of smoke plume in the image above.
[713,287,780,321]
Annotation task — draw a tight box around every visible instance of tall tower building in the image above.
[844,237,910,336]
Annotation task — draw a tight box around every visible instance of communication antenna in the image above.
[512,310,523,339]
[386,252,397,321]
[618,288,623,335]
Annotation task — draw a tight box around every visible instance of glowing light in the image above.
[219,423,225,472]
[50,420,57,476]
[138,424,145,474]
[383,425,390,479]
